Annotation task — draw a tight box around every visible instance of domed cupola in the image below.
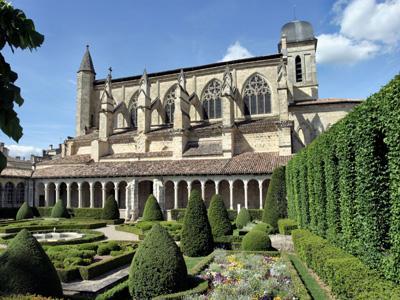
[281,20,315,43]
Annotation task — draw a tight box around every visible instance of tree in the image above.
[208,194,232,236]
[181,189,214,257]
[0,229,63,297]
[15,201,34,220]
[129,224,187,299]
[102,195,120,220]
[0,1,44,171]
[236,207,251,229]
[142,194,163,221]
[262,166,287,230]
[51,199,69,218]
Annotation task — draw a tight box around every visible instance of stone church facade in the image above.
[0,21,361,219]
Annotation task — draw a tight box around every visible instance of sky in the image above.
[1,0,400,158]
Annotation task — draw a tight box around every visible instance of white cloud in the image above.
[221,41,253,62]
[317,33,379,64]
[6,145,42,158]
[317,0,400,65]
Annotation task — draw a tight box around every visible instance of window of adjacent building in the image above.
[165,87,176,124]
[5,182,14,204]
[202,79,222,120]
[243,74,271,116]
[129,93,138,128]
[295,55,302,82]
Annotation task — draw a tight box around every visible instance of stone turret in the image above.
[76,45,95,137]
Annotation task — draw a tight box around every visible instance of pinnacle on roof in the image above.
[78,45,96,74]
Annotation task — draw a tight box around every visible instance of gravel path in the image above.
[94,224,139,241]
[270,234,293,251]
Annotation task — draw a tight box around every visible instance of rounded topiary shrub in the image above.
[262,166,287,230]
[142,194,163,221]
[181,189,214,257]
[102,195,120,220]
[51,199,69,218]
[15,202,34,220]
[129,224,188,299]
[241,230,272,251]
[236,208,251,229]
[0,229,63,297]
[252,222,274,235]
[208,194,232,237]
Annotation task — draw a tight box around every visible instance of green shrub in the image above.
[235,208,251,229]
[252,222,274,234]
[208,194,232,237]
[15,202,34,220]
[142,194,164,221]
[278,218,298,235]
[102,195,119,220]
[241,230,272,251]
[262,166,287,230]
[129,224,188,299]
[97,241,120,256]
[181,190,214,257]
[0,229,63,297]
[51,199,69,218]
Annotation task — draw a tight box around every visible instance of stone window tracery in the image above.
[165,87,175,124]
[129,93,138,128]
[243,74,271,116]
[202,80,222,120]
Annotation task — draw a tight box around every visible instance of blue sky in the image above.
[1,0,399,157]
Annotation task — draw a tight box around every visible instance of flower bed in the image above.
[189,250,298,299]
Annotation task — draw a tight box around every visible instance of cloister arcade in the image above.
[0,179,29,208]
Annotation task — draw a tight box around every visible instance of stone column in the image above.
[258,180,263,209]
[243,180,248,209]
[55,182,60,202]
[200,180,206,200]
[187,181,192,196]
[153,179,165,213]
[44,182,49,206]
[229,180,234,210]
[78,182,82,208]
[215,180,220,195]
[130,179,139,220]
[66,182,71,208]
[125,183,130,219]
[101,182,106,208]
[114,181,119,204]
[89,182,94,208]
[174,181,179,209]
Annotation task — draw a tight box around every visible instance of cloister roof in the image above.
[0,167,32,178]
[32,152,291,179]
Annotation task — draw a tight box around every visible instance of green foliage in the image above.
[97,241,120,256]
[208,194,233,236]
[50,199,69,218]
[102,195,119,220]
[142,194,163,221]
[0,229,62,297]
[235,207,251,229]
[181,190,214,257]
[0,1,44,171]
[278,218,298,235]
[286,75,400,282]
[241,230,271,251]
[129,224,188,299]
[292,229,400,299]
[252,222,274,234]
[262,166,287,230]
[15,202,34,220]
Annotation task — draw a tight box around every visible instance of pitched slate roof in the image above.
[32,152,291,179]
[290,98,363,106]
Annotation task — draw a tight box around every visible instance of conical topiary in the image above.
[181,189,214,257]
[51,199,69,218]
[236,207,251,229]
[129,224,188,299]
[142,194,163,221]
[102,195,120,220]
[0,229,63,297]
[262,166,287,231]
[208,194,232,236]
[15,202,34,220]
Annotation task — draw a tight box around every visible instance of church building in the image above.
[0,21,361,219]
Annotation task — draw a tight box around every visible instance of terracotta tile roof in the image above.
[37,155,92,166]
[1,167,32,178]
[290,98,363,106]
[236,118,281,133]
[102,151,173,160]
[31,152,291,179]
[183,142,222,157]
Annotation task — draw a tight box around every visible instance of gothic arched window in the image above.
[129,93,138,128]
[165,87,176,124]
[243,74,271,116]
[202,80,222,120]
[5,182,14,204]
[16,182,24,204]
[295,55,302,82]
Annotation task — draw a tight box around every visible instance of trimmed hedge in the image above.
[262,166,287,230]
[0,220,107,233]
[286,75,400,282]
[241,230,271,251]
[208,194,232,237]
[142,194,163,221]
[15,202,34,220]
[37,207,104,219]
[252,222,274,234]
[235,208,251,229]
[278,219,298,235]
[95,280,130,300]
[102,195,120,220]
[181,190,214,257]
[292,229,400,299]
[51,199,69,218]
